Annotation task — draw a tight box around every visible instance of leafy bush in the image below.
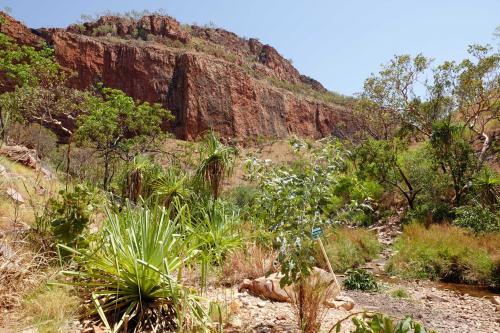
[247,139,375,286]
[386,224,497,284]
[331,312,436,333]
[226,184,259,212]
[59,203,208,332]
[189,199,242,267]
[454,203,499,234]
[342,269,378,291]
[45,184,98,248]
[316,228,380,272]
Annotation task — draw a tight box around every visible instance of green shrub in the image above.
[390,288,410,299]
[316,227,380,272]
[226,184,259,213]
[59,203,208,332]
[386,224,497,284]
[189,199,242,267]
[332,313,436,333]
[342,269,378,291]
[454,203,499,234]
[45,184,98,248]
[92,23,117,36]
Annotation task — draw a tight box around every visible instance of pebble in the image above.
[257,301,267,308]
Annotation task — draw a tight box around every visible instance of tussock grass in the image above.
[316,227,380,273]
[0,238,53,311]
[220,243,276,285]
[21,285,79,333]
[286,270,338,333]
[386,224,499,285]
[390,288,411,299]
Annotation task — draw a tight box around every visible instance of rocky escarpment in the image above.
[1,12,355,142]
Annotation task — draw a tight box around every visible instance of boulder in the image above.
[238,267,352,310]
[325,295,355,311]
[238,272,289,302]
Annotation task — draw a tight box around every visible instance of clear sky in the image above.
[2,0,498,96]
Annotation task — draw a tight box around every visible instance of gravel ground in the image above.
[206,279,500,333]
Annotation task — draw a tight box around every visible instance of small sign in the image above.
[311,227,322,240]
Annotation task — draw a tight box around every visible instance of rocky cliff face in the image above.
[1,12,354,142]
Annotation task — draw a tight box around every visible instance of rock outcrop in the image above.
[0,12,355,142]
[0,13,43,47]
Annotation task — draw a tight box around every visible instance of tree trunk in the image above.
[103,154,110,190]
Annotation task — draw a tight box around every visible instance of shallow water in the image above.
[434,281,499,299]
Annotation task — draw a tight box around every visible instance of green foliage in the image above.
[429,121,478,205]
[225,184,259,213]
[317,228,380,272]
[326,176,383,226]
[0,32,58,88]
[45,184,98,248]
[342,269,378,291]
[390,288,410,299]
[59,203,208,332]
[75,86,173,189]
[247,139,375,286]
[152,167,193,207]
[0,30,86,141]
[187,199,242,286]
[386,224,497,284]
[332,313,435,333]
[471,168,499,205]
[91,23,117,36]
[118,155,164,202]
[267,76,355,106]
[195,131,236,199]
[454,203,500,234]
[355,139,440,211]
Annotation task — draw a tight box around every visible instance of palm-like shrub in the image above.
[120,156,164,203]
[195,131,236,199]
[59,204,208,332]
[153,167,193,207]
[185,198,242,290]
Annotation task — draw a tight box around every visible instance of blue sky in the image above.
[2,0,498,95]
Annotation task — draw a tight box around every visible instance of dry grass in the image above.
[0,236,55,326]
[0,156,61,229]
[285,270,338,333]
[220,243,277,285]
[21,285,79,333]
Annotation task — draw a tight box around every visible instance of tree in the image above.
[356,46,499,207]
[356,54,437,139]
[0,29,86,142]
[355,139,419,210]
[75,87,173,189]
[429,121,479,206]
[195,131,236,199]
[357,45,499,157]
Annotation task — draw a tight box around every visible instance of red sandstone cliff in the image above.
[1,12,354,142]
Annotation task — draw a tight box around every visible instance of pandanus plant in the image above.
[195,131,236,199]
[58,202,208,332]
